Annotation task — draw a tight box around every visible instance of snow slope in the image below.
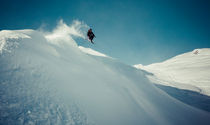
[78,46,108,57]
[0,21,210,125]
[134,49,210,96]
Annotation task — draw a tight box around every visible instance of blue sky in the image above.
[0,0,210,65]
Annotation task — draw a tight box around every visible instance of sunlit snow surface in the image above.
[134,49,210,96]
[0,22,210,125]
[78,46,108,57]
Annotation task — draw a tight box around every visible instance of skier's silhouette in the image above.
[87,28,95,44]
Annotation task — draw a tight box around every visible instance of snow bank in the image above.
[0,21,210,125]
[135,49,210,96]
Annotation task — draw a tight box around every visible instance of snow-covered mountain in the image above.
[134,49,210,96]
[0,21,210,125]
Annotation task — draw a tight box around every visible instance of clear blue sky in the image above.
[1,0,210,65]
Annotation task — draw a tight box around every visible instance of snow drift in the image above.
[0,21,210,125]
[134,49,210,96]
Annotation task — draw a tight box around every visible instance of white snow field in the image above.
[134,49,210,96]
[0,21,210,125]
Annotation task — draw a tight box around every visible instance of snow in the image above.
[0,21,210,125]
[134,48,210,96]
[0,30,31,53]
[78,46,108,57]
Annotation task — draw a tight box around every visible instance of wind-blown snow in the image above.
[44,20,89,47]
[134,49,210,96]
[0,21,210,125]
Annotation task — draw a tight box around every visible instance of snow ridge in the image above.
[135,48,210,96]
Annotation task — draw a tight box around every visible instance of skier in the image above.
[87,28,95,44]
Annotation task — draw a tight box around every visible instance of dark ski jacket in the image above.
[87,30,95,40]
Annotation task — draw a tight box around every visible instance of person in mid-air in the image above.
[87,28,95,44]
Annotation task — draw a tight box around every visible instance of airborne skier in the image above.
[87,28,95,44]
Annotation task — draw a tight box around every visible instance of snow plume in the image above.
[44,19,89,47]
